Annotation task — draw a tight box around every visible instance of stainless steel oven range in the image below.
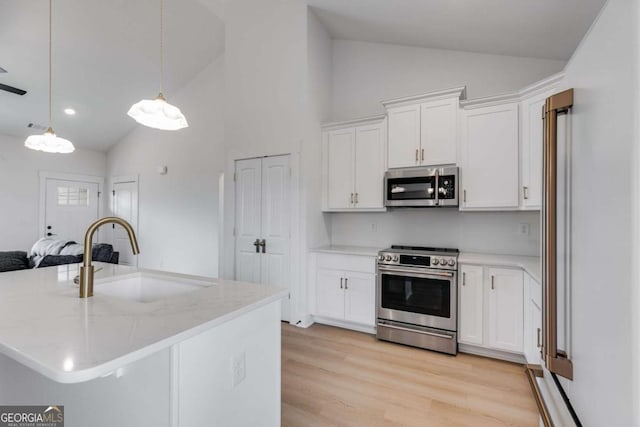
[376,245,458,355]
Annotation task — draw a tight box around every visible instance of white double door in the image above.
[235,155,291,321]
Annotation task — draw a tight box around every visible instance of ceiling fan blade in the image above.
[0,83,27,96]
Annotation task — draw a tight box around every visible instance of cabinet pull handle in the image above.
[523,186,529,200]
[462,272,466,286]
[340,277,343,289]
[463,190,467,203]
[258,239,266,253]
[421,148,425,161]
[355,193,358,204]
[350,193,354,205]
[344,278,348,290]
[253,238,260,253]
[415,149,419,163]
[491,275,495,290]
[537,328,542,348]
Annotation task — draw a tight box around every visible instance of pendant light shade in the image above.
[127,93,188,130]
[25,127,75,154]
[25,0,75,154]
[128,0,188,131]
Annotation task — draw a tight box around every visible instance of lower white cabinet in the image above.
[524,273,543,363]
[459,264,524,355]
[313,253,376,328]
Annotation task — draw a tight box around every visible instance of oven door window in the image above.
[387,177,436,201]
[381,273,451,318]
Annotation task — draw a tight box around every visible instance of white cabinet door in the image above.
[327,129,355,209]
[459,265,484,345]
[343,272,376,326]
[521,93,549,209]
[487,267,524,353]
[354,123,385,209]
[420,98,457,165]
[524,274,543,363]
[387,105,420,169]
[460,103,519,209]
[316,268,345,320]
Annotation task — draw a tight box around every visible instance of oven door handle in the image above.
[378,322,455,340]
[378,267,455,278]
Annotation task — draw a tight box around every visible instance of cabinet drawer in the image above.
[316,253,376,274]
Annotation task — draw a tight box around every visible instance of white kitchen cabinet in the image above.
[322,116,386,212]
[458,263,525,357]
[383,87,465,169]
[459,101,520,210]
[326,128,355,209]
[316,268,347,320]
[313,253,376,329]
[459,265,484,345]
[487,267,524,353]
[344,272,376,325]
[524,273,543,363]
[387,105,421,168]
[519,75,562,210]
[420,98,458,165]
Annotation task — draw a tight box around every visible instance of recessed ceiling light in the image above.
[64,108,76,116]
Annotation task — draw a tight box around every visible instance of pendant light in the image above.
[127,0,188,130]
[24,0,75,154]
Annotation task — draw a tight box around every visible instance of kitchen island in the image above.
[0,262,287,427]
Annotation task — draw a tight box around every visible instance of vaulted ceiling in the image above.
[0,0,224,151]
[308,0,607,60]
[0,0,606,151]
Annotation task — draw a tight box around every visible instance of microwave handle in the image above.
[434,170,440,206]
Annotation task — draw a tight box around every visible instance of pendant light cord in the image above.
[48,0,52,128]
[160,0,164,95]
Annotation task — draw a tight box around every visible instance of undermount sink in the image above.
[94,272,211,303]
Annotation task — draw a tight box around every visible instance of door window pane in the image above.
[57,187,89,206]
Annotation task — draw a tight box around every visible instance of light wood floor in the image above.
[282,323,538,427]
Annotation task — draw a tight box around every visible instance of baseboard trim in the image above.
[311,316,376,335]
[459,343,526,364]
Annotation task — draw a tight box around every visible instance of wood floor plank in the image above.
[282,323,538,427]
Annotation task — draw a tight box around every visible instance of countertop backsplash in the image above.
[329,209,540,257]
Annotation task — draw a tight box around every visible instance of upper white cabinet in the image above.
[459,99,520,210]
[383,87,465,169]
[322,116,387,212]
[519,74,563,210]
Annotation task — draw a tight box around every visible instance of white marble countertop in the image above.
[311,245,381,257]
[459,252,541,283]
[0,263,287,384]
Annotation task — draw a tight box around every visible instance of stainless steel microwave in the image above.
[384,166,459,207]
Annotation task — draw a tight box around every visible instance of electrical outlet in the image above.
[231,352,246,388]
[518,223,530,236]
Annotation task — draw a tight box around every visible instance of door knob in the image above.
[253,239,260,253]
[258,239,266,254]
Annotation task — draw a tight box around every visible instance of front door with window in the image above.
[44,178,100,243]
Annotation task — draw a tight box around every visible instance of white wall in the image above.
[559,0,638,424]
[327,39,560,256]
[331,210,540,256]
[106,57,225,278]
[0,133,106,251]
[331,40,566,121]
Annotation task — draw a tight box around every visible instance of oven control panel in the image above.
[377,252,457,270]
